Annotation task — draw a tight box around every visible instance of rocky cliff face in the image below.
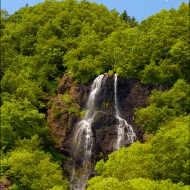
[47,73,87,152]
[47,74,154,178]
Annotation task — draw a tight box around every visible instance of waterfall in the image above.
[70,74,105,190]
[114,74,136,150]
[114,74,120,117]
[69,74,136,189]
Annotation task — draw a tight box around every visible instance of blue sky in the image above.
[1,0,189,22]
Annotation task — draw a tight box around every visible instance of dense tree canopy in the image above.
[135,79,189,132]
[1,136,69,190]
[87,116,189,189]
[1,0,189,189]
[1,1,188,85]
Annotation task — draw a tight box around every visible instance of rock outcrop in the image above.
[91,111,119,160]
[0,178,13,190]
[47,73,154,178]
[47,73,87,152]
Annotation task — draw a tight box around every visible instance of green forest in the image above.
[0,0,189,189]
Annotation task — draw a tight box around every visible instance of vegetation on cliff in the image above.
[87,116,189,189]
[1,0,189,189]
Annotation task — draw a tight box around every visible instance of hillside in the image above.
[0,1,189,190]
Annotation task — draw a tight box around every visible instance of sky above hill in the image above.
[1,0,189,22]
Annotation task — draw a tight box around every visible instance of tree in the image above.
[151,116,189,184]
[1,97,48,150]
[120,10,130,23]
[1,136,69,190]
[135,79,189,132]
[87,116,189,188]
[119,10,138,27]
[95,142,156,181]
[1,10,9,19]
[87,177,126,190]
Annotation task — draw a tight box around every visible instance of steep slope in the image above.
[47,74,155,188]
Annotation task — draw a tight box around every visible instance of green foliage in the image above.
[95,142,156,180]
[149,79,189,113]
[1,136,69,190]
[169,39,190,79]
[66,106,80,115]
[141,60,181,85]
[79,109,86,117]
[135,104,176,132]
[1,97,49,150]
[1,1,189,189]
[1,10,9,19]
[135,79,189,132]
[45,146,66,164]
[2,1,188,86]
[58,93,81,115]
[87,176,126,190]
[51,104,62,118]
[102,101,110,109]
[119,10,138,27]
[127,178,189,190]
[151,116,189,184]
[63,29,105,83]
[88,116,189,188]
[87,177,189,190]
[1,63,45,105]
[59,93,73,104]
[99,3,188,84]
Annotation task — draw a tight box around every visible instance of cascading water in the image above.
[70,74,105,190]
[114,74,136,149]
[69,74,136,189]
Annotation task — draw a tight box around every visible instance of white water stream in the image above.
[70,74,136,189]
[70,74,105,190]
[114,74,136,149]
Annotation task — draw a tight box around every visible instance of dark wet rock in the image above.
[91,111,118,160]
[47,73,155,182]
